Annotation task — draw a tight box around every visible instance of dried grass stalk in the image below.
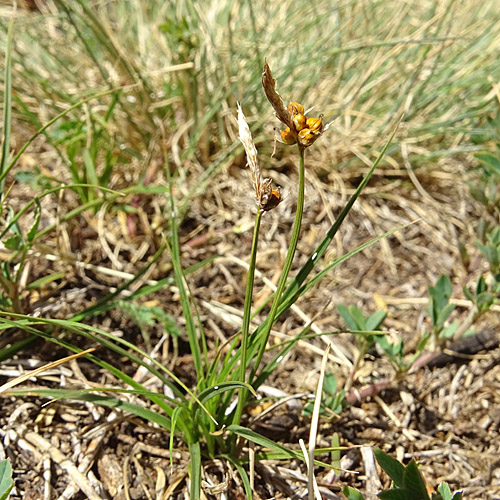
[237,103,262,202]
[237,103,282,212]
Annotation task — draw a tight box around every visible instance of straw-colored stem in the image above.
[232,209,263,427]
[250,145,306,380]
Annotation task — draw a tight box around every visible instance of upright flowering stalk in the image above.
[233,104,282,429]
[233,62,324,437]
[251,62,324,380]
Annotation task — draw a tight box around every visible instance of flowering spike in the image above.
[237,103,282,212]
[262,62,325,149]
[288,102,307,132]
[260,178,282,212]
[237,103,261,201]
[280,127,297,145]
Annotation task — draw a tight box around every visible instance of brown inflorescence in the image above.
[262,62,324,148]
[237,103,282,213]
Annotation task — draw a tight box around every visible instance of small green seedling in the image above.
[338,305,407,373]
[303,372,345,417]
[426,275,458,345]
[118,300,181,353]
[476,226,500,276]
[463,273,500,320]
[343,448,463,500]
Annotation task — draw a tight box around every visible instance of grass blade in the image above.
[11,389,173,431]
[0,12,14,197]
[188,441,202,500]
[166,163,204,383]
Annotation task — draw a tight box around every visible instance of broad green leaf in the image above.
[436,303,455,330]
[14,169,39,184]
[0,460,13,500]
[342,486,365,500]
[378,490,413,500]
[337,305,359,331]
[3,234,22,251]
[351,306,367,330]
[435,482,452,500]
[476,242,499,272]
[402,460,430,500]
[439,321,458,339]
[366,310,387,331]
[476,292,495,310]
[323,372,337,395]
[429,276,452,318]
[374,448,405,488]
[435,275,452,297]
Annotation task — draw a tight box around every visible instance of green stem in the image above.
[250,145,306,381]
[232,209,262,428]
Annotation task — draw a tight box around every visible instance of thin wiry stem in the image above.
[250,145,306,380]
[232,209,263,428]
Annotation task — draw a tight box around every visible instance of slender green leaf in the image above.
[228,425,296,457]
[188,441,202,500]
[167,167,204,382]
[170,407,184,467]
[27,272,66,290]
[436,303,455,329]
[278,120,401,309]
[12,389,173,431]
[198,382,256,404]
[1,87,126,185]
[26,198,42,243]
[0,14,14,196]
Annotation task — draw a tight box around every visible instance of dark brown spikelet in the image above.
[262,62,293,130]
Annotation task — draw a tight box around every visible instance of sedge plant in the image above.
[2,60,400,499]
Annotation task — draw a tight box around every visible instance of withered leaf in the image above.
[262,62,293,130]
